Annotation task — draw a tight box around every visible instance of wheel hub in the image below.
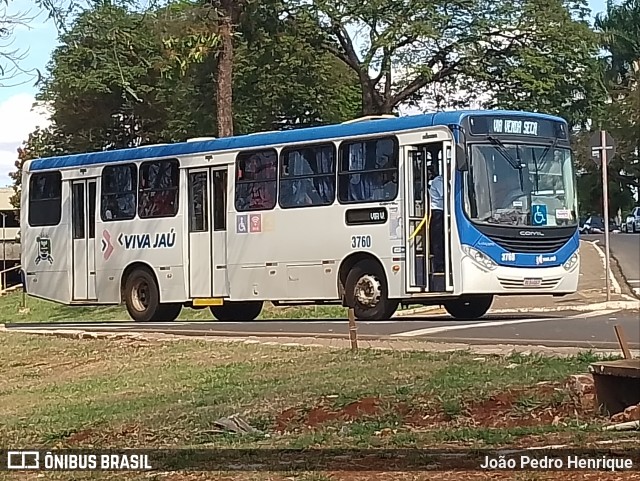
[355,274,381,307]
[131,280,150,312]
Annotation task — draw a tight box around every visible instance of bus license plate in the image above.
[523,278,542,287]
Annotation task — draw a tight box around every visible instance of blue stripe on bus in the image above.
[29,110,566,171]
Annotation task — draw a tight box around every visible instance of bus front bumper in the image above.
[459,256,580,295]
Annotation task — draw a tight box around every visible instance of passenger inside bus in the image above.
[428,164,445,274]
[280,148,334,207]
[236,152,277,211]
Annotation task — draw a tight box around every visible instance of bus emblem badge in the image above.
[101,230,115,260]
[35,235,54,265]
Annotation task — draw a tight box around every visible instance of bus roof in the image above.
[28,109,566,172]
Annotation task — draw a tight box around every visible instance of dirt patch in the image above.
[275,383,600,432]
[65,423,144,446]
[65,428,96,445]
[275,397,382,432]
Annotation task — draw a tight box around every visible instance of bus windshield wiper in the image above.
[538,138,558,163]
[488,136,527,194]
[487,136,523,171]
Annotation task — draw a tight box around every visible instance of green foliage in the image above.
[38,2,168,152]
[301,0,602,116]
[10,0,360,191]
[479,0,605,130]
[233,0,360,132]
[571,0,640,215]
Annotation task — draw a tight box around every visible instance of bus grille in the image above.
[487,235,571,253]
[498,277,561,290]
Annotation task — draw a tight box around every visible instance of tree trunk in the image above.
[216,0,235,137]
[361,85,391,115]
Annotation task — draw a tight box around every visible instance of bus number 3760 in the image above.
[351,235,372,249]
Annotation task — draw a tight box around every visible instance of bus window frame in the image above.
[337,135,400,205]
[234,148,278,212]
[100,163,138,222]
[278,142,337,209]
[138,158,180,219]
[28,171,63,227]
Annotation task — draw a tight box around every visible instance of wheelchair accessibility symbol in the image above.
[532,204,547,226]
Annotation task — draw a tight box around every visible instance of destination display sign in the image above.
[468,116,567,139]
[345,207,388,226]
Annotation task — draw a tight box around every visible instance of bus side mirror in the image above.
[455,144,468,171]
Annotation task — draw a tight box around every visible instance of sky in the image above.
[0,0,610,187]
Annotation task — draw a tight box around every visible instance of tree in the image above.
[11,0,360,193]
[216,0,244,137]
[594,0,640,195]
[160,0,246,137]
[477,0,604,130]
[563,0,640,216]
[38,2,169,153]
[299,0,601,116]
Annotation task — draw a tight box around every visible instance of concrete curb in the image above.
[589,239,622,294]
[392,300,639,317]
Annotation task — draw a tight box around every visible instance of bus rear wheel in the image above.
[123,268,181,322]
[210,301,263,321]
[345,260,398,321]
[443,295,493,320]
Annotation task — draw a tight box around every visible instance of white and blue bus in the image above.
[21,110,580,322]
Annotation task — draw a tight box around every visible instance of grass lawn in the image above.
[0,331,634,480]
[0,290,358,324]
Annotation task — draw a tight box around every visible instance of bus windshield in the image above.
[465,143,578,227]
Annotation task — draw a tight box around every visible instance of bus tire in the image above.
[345,260,398,321]
[443,295,493,320]
[124,267,163,322]
[210,301,263,321]
[155,303,182,321]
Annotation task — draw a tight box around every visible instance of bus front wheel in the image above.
[443,295,493,320]
[210,301,263,321]
[123,268,182,322]
[345,260,398,321]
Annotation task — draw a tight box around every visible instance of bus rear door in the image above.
[71,179,98,300]
[187,167,229,299]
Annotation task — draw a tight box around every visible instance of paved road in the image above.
[583,233,640,295]
[6,309,639,349]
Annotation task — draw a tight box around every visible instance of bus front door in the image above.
[71,179,97,300]
[187,167,229,299]
[404,136,453,294]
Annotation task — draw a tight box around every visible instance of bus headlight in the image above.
[462,245,498,271]
[563,252,579,271]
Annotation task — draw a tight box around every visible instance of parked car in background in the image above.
[622,207,640,233]
[580,216,605,234]
[580,215,624,234]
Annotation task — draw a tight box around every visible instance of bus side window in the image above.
[279,144,335,209]
[138,159,180,219]
[235,149,277,212]
[101,164,137,221]
[338,137,398,204]
[28,171,62,227]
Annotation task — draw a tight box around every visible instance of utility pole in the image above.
[589,130,616,301]
[1,212,6,291]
